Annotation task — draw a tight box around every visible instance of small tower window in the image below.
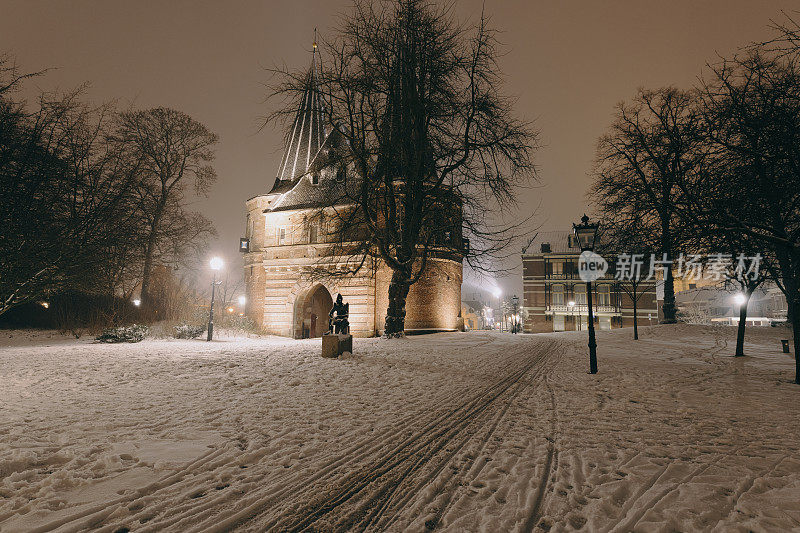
[278,227,286,245]
[309,224,318,243]
[311,172,320,185]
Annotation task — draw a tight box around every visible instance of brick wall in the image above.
[244,196,462,337]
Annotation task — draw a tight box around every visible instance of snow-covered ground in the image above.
[1,325,798,532]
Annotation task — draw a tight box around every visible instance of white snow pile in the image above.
[0,325,798,531]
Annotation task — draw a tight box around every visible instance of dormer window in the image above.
[311,172,320,185]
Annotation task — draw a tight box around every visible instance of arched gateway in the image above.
[293,284,333,339]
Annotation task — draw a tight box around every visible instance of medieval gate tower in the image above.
[242,46,462,338]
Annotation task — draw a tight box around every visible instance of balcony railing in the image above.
[548,304,619,314]
[545,272,615,280]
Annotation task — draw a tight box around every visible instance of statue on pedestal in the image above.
[328,293,350,335]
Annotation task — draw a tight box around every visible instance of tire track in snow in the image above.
[521,373,559,533]
[30,334,554,533]
[246,339,556,532]
[370,349,555,532]
[119,334,534,531]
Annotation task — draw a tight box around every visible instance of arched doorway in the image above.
[294,284,333,338]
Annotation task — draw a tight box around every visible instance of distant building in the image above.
[676,283,788,325]
[461,287,499,330]
[461,302,481,331]
[521,231,658,333]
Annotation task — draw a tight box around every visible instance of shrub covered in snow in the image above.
[95,324,149,343]
[173,324,207,339]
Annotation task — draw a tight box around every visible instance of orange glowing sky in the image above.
[2,1,795,294]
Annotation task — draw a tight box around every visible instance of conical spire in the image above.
[275,38,326,183]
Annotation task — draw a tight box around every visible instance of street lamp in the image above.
[573,214,600,374]
[512,294,520,334]
[207,257,223,341]
[568,300,576,329]
[238,295,246,306]
[733,293,747,306]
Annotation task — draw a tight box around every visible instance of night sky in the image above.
[1,0,795,296]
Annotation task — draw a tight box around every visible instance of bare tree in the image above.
[591,88,703,324]
[689,47,800,381]
[268,0,537,335]
[111,107,219,309]
[596,223,657,340]
[0,53,47,96]
[0,63,144,316]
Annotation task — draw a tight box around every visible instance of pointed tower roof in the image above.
[271,41,326,188]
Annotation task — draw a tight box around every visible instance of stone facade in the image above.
[242,196,462,337]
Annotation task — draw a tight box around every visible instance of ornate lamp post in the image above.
[573,214,600,374]
[207,257,223,341]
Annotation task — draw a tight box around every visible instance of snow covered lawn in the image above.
[0,325,798,531]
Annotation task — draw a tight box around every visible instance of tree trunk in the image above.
[139,201,166,307]
[660,215,677,324]
[139,230,158,307]
[661,261,677,324]
[633,286,639,340]
[735,292,750,357]
[793,299,800,385]
[385,268,411,337]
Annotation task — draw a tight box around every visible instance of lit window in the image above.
[574,284,586,305]
[598,284,611,306]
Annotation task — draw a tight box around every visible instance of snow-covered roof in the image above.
[523,230,580,255]
[272,49,327,186]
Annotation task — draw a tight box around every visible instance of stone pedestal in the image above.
[322,334,353,358]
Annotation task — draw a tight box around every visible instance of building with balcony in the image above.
[521,231,658,333]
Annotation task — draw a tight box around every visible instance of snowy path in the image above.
[1,326,799,531]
